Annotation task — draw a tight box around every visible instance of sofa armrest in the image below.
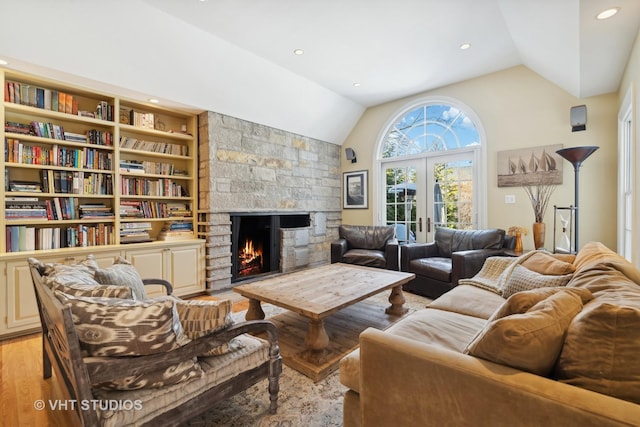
[142,278,173,295]
[400,242,438,271]
[385,239,399,270]
[331,239,349,263]
[86,320,280,384]
[359,328,640,427]
[451,249,505,284]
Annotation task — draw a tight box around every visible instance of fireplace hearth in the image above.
[231,213,310,282]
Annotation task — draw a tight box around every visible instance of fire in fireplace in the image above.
[238,238,264,277]
[231,213,310,282]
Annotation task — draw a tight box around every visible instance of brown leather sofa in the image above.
[401,227,514,298]
[331,225,399,270]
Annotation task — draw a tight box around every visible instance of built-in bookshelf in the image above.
[1,68,199,253]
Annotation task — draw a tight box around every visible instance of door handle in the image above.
[427,217,432,233]
[418,217,422,232]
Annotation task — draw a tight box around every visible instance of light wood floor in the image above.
[0,291,248,427]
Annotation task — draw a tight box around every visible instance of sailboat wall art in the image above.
[497,144,564,187]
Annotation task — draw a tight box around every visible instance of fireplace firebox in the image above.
[231,213,310,282]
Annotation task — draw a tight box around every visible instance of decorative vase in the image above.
[533,222,545,250]
[514,233,523,253]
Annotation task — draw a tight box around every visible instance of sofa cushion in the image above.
[342,249,387,268]
[428,284,505,320]
[339,225,394,251]
[435,227,505,257]
[175,299,236,356]
[491,287,592,320]
[520,252,576,276]
[409,257,452,283]
[572,242,640,285]
[554,278,640,405]
[385,308,486,353]
[85,356,204,391]
[465,289,587,376]
[501,265,573,299]
[92,334,270,427]
[55,292,190,357]
[94,256,147,300]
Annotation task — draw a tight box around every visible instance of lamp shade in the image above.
[555,146,599,168]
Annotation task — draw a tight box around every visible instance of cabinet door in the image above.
[4,260,42,336]
[166,244,204,296]
[125,249,169,298]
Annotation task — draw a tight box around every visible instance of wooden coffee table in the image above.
[233,263,415,380]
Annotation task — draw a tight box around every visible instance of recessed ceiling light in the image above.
[596,7,620,20]
[0,59,8,66]
[353,83,361,88]
[460,43,471,50]
[148,98,159,104]
[293,49,304,55]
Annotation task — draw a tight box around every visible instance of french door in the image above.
[383,152,476,243]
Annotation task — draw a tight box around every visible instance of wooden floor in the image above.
[0,292,246,427]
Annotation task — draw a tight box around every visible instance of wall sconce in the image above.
[570,105,587,132]
[345,147,357,163]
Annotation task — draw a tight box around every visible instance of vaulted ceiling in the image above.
[144,0,640,107]
[1,0,639,145]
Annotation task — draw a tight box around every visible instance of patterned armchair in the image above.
[29,255,281,426]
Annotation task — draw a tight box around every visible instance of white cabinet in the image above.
[125,241,205,298]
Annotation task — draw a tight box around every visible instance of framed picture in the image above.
[343,170,368,209]
[497,144,564,187]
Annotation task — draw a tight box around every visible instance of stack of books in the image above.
[79,203,114,219]
[119,200,144,218]
[119,160,145,174]
[9,180,42,192]
[119,222,152,244]
[157,221,194,241]
[5,197,47,220]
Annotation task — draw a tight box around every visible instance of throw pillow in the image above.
[85,356,204,391]
[175,299,235,356]
[501,265,573,299]
[55,292,190,357]
[491,287,592,320]
[520,252,576,276]
[29,255,101,289]
[53,283,133,299]
[465,290,586,376]
[554,293,640,404]
[94,257,147,300]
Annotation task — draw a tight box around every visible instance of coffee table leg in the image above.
[386,285,409,316]
[245,298,265,320]
[305,319,330,351]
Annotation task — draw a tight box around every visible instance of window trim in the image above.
[373,96,488,227]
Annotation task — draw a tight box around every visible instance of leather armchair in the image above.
[331,225,399,270]
[400,227,515,298]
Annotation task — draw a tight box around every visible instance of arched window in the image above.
[377,99,485,242]
[382,104,480,157]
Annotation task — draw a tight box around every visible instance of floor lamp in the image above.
[555,146,599,251]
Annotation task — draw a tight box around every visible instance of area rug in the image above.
[187,291,431,426]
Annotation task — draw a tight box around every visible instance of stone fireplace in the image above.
[198,112,342,291]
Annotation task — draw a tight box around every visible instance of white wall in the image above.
[341,65,618,251]
[619,28,640,266]
[0,0,363,145]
